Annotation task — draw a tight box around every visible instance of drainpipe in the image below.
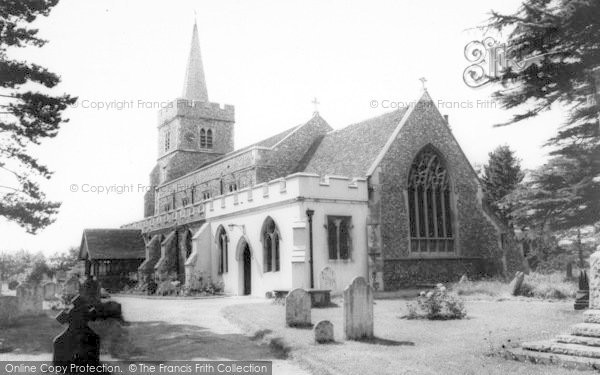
[306,209,315,289]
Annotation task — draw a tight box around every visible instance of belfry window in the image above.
[164,131,171,152]
[200,129,206,148]
[408,146,454,253]
[206,129,213,148]
[262,217,280,272]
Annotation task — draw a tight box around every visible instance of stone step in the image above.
[571,323,600,338]
[555,334,600,347]
[584,310,600,324]
[506,347,600,371]
[522,340,600,359]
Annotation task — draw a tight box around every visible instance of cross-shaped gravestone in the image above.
[53,295,100,367]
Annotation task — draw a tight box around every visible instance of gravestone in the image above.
[43,282,58,300]
[53,295,100,367]
[343,276,373,340]
[16,284,43,316]
[285,288,312,327]
[0,296,18,324]
[80,277,100,306]
[509,271,525,296]
[566,262,573,279]
[63,276,80,297]
[589,249,600,309]
[314,320,334,344]
[319,267,336,291]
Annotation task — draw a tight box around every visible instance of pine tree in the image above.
[481,145,524,225]
[486,0,600,233]
[0,0,76,233]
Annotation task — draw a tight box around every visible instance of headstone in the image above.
[319,267,336,291]
[285,288,312,327]
[567,262,573,279]
[509,271,525,296]
[343,276,374,340]
[314,320,334,344]
[575,270,590,310]
[63,276,80,297]
[0,296,18,324]
[43,282,58,300]
[16,284,43,315]
[53,295,100,367]
[589,247,600,309]
[80,277,100,306]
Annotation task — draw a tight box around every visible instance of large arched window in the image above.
[407,146,454,253]
[216,226,228,274]
[262,217,280,272]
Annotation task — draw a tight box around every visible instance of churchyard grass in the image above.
[222,297,594,375]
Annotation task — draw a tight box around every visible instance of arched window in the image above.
[164,131,171,151]
[185,229,193,259]
[262,217,280,272]
[217,226,228,274]
[206,129,213,148]
[407,146,454,253]
[200,129,207,148]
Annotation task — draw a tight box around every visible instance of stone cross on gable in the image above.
[311,97,320,114]
[419,77,427,90]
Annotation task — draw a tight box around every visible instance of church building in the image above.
[82,22,524,296]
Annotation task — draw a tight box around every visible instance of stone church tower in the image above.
[144,22,235,217]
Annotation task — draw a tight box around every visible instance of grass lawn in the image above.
[222,297,595,375]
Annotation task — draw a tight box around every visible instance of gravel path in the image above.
[113,296,312,375]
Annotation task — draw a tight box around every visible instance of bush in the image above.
[405,284,467,320]
[7,280,18,290]
[518,272,576,299]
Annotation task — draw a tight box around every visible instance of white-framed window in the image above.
[262,217,280,272]
[326,216,352,260]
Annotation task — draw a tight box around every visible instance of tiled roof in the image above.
[303,108,409,177]
[81,229,146,260]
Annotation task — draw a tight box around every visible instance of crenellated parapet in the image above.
[158,99,234,125]
[122,172,368,234]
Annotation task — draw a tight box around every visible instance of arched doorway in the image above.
[236,237,252,296]
[242,244,251,295]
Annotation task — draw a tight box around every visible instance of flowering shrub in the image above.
[405,284,466,320]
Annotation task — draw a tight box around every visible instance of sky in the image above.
[0,0,567,255]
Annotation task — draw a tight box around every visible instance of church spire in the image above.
[182,21,208,102]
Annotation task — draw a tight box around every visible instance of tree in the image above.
[481,145,524,225]
[26,258,52,284]
[485,0,600,232]
[0,0,76,233]
[48,246,79,273]
[504,152,599,231]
